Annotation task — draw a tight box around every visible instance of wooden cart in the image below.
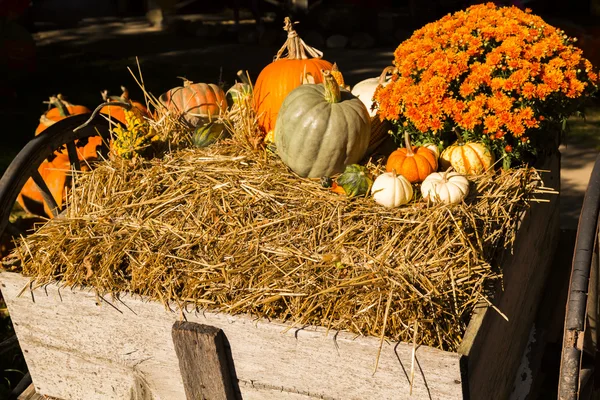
[0,113,561,399]
[558,154,600,400]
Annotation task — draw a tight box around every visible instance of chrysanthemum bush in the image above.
[374,3,599,167]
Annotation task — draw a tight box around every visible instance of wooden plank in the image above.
[0,271,464,400]
[458,153,561,399]
[172,321,240,400]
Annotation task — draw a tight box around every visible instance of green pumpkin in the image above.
[192,122,227,148]
[226,82,252,108]
[336,164,373,197]
[226,71,253,108]
[274,70,371,178]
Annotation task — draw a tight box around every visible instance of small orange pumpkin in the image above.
[253,17,334,135]
[35,94,90,135]
[100,86,149,125]
[17,153,71,218]
[385,131,437,183]
[34,96,103,165]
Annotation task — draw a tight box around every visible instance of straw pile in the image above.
[8,138,549,351]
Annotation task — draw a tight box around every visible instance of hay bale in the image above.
[10,140,548,351]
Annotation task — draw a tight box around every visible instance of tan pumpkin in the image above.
[439,140,494,175]
[385,132,437,183]
[159,79,227,128]
[421,170,470,204]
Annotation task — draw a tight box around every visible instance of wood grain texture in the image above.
[0,272,463,400]
[171,322,240,400]
[458,153,561,400]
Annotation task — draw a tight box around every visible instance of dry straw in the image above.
[6,68,553,351]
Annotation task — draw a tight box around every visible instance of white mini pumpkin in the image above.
[421,170,470,205]
[351,66,394,117]
[371,171,413,208]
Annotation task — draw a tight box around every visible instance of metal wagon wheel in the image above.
[0,104,127,243]
[559,154,600,399]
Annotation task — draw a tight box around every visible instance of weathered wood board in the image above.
[0,271,464,400]
[0,155,560,400]
[459,152,561,400]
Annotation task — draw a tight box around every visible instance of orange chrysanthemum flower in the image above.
[373,2,598,164]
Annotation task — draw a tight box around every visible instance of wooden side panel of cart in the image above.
[1,271,463,399]
[0,154,559,400]
[458,153,561,399]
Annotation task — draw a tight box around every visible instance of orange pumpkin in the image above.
[76,136,104,168]
[253,17,334,135]
[100,86,149,125]
[17,153,72,218]
[386,132,437,183]
[35,95,90,135]
[159,79,226,128]
[21,96,102,218]
[34,95,103,165]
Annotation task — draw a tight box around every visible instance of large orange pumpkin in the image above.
[159,79,226,128]
[253,17,334,135]
[386,132,438,183]
[100,86,149,125]
[35,94,90,135]
[17,153,71,218]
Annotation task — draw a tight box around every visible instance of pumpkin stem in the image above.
[379,66,396,85]
[178,77,194,88]
[275,17,323,61]
[49,95,70,117]
[454,128,465,145]
[236,70,252,87]
[404,131,414,157]
[101,90,126,103]
[441,166,455,181]
[120,86,130,101]
[322,70,341,103]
